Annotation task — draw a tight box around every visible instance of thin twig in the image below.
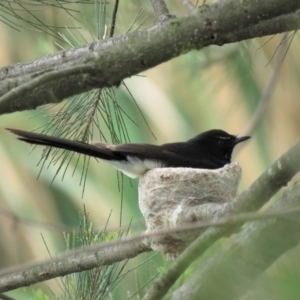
[242,33,285,136]
[110,0,119,37]
[0,209,145,233]
[0,209,76,232]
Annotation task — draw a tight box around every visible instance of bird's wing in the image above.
[92,142,168,160]
[93,142,195,167]
[108,141,223,169]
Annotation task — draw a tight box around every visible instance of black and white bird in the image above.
[7,128,250,178]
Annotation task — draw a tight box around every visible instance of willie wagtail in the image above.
[6,128,250,178]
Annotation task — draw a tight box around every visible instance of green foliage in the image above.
[32,289,51,300]
[58,209,129,300]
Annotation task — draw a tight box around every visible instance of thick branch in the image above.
[0,240,150,293]
[2,205,300,293]
[0,0,299,115]
[222,9,300,44]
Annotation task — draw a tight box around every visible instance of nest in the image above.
[138,163,242,260]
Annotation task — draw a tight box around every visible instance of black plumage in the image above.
[6,128,250,178]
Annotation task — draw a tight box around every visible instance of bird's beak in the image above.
[234,135,251,145]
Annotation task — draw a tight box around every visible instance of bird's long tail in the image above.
[6,128,122,161]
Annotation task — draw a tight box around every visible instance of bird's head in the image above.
[188,129,250,166]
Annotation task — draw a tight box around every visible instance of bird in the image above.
[6,128,250,178]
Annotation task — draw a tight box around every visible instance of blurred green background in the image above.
[1,0,300,299]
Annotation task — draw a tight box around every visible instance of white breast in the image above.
[109,156,164,178]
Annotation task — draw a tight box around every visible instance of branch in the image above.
[0,239,151,293]
[0,209,76,232]
[109,0,119,37]
[2,204,300,293]
[0,0,299,115]
[226,9,300,44]
[242,33,285,136]
[0,208,145,233]
[150,0,175,23]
